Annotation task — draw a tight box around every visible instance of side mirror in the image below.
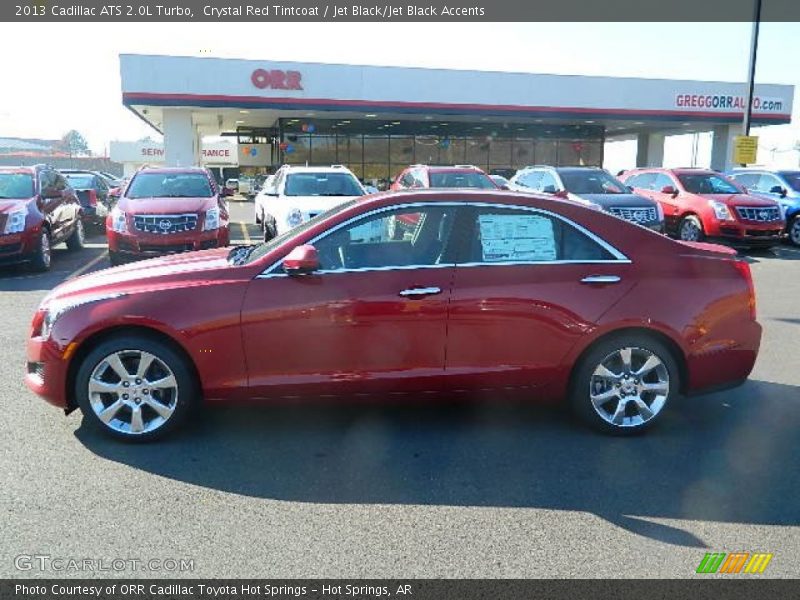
[500,184,510,190]
[108,187,121,198]
[770,185,788,198]
[626,185,635,193]
[283,244,320,275]
[220,187,234,197]
[553,189,569,199]
[661,185,678,197]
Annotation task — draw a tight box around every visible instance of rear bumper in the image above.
[686,319,762,393]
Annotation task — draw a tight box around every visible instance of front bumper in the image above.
[709,220,784,247]
[0,231,37,266]
[25,335,70,409]
[108,228,229,260]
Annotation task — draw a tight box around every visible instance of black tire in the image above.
[678,215,705,242]
[74,334,198,442]
[29,229,51,272]
[568,333,680,435]
[65,219,85,251]
[108,251,124,267]
[788,215,800,247]
[263,216,277,242]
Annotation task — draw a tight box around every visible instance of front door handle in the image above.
[581,275,621,285]
[399,286,442,297]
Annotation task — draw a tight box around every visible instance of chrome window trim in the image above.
[256,200,630,279]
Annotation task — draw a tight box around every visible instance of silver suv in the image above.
[509,166,664,231]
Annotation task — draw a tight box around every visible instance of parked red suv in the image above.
[391,164,499,191]
[26,189,760,441]
[107,167,230,265]
[0,165,84,271]
[621,168,784,248]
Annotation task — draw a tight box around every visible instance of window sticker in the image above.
[478,214,557,262]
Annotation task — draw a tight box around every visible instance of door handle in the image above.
[581,275,621,285]
[399,286,442,297]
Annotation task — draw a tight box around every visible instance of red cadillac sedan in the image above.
[25,190,761,441]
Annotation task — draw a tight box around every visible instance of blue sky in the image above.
[1,21,797,166]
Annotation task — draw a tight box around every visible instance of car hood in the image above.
[702,193,778,207]
[575,193,656,208]
[43,247,235,306]
[271,195,361,215]
[117,196,217,213]
[0,199,31,213]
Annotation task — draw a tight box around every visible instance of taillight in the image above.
[87,189,98,206]
[732,260,756,320]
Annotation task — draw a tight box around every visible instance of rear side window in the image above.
[457,206,617,264]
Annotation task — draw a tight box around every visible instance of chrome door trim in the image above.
[581,275,622,284]
[399,287,442,297]
[256,200,631,278]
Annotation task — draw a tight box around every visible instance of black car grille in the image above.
[133,214,198,234]
[138,243,195,254]
[736,206,781,222]
[608,206,658,224]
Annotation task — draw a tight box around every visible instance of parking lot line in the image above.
[239,221,250,243]
[67,252,108,280]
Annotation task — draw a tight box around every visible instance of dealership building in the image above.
[119,54,794,181]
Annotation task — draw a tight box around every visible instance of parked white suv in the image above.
[255,165,366,240]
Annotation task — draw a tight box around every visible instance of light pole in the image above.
[742,0,763,137]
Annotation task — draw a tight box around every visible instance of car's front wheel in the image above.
[569,334,679,435]
[75,335,198,441]
[66,219,85,251]
[29,229,51,272]
[788,215,800,247]
[678,215,704,242]
[263,215,277,242]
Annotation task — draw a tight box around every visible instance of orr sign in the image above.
[251,68,303,90]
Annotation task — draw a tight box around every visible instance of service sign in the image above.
[110,141,237,164]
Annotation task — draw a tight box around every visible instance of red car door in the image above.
[241,204,458,398]
[445,205,635,392]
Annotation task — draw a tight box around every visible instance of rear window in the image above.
[284,172,364,197]
[64,174,95,188]
[428,171,497,189]
[0,173,34,199]
[127,172,213,199]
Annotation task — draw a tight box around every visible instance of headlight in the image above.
[286,208,303,228]
[4,208,26,234]
[203,207,220,231]
[708,200,733,221]
[110,208,127,233]
[37,294,126,339]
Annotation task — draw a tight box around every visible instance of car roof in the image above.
[136,167,209,174]
[353,187,568,207]
[279,165,357,174]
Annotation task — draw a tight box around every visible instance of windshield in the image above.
[64,174,95,188]
[559,170,627,194]
[235,200,359,266]
[284,172,364,196]
[127,172,213,199]
[677,173,740,195]
[0,173,34,199]
[428,171,497,189]
[779,172,800,192]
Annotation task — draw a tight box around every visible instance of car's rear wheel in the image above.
[29,230,51,272]
[65,219,85,251]
[263,215,277,242]
[75,335,198,442]
[789,215,800,247]
[678,215,704,242]
[569,334,679,435]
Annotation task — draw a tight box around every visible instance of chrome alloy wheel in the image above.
[76,219,85,244]
[41,233,51,268]
[87,350,178,435]
[679,219,701,241]
[588,347,669,428]
[790,217,800,246]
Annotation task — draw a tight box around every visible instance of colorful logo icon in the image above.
[241,146,258,157]
[696,552,773,574]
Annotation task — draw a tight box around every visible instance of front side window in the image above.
[538,172,559,193]
[64,174,95,189]
[677,173,739,195]
[515,171,541,189]
[0,172,35,199]
[778,171,800,192]
[559,170,627,195]
[625,173,656,189]
[127,172,213,199]
[313,205,456,271]
[755,174,783,193]
[652,174,675,191]
[730,173,758,189]
[459,206,617,264]
[284,172,363,197]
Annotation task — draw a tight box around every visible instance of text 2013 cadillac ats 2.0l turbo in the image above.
[25,190,761,441]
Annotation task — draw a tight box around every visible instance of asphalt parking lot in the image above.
[1,199,798,578]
